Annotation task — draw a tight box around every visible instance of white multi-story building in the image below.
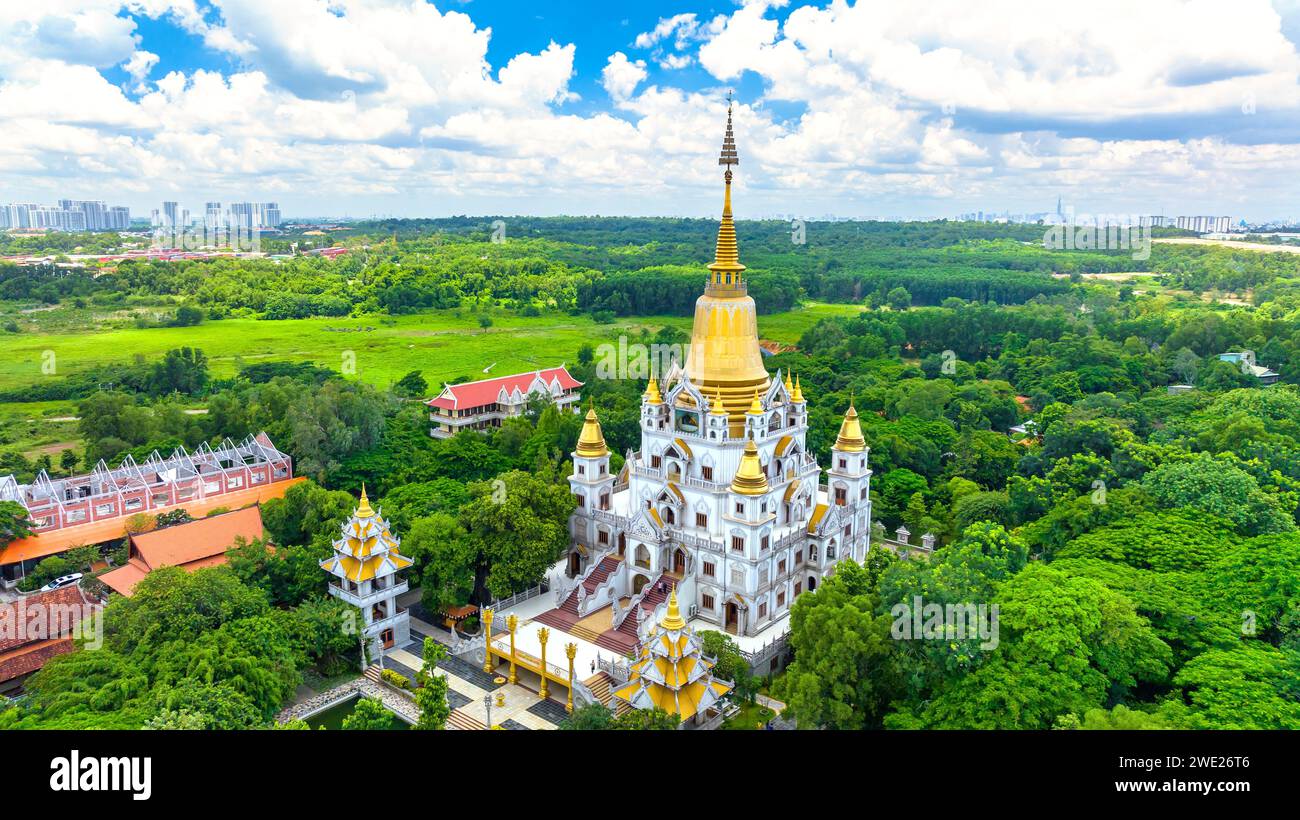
[320,487,413,660]
[425,366,583,438]
[538,106,873,661]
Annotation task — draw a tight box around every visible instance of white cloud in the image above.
[1,0,1299,218]
[602,52,648,101]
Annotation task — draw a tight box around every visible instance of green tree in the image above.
[0,500,34,545]
[459,470,575,600]
[392,370,428,398]
[342,697,397,730]
[413,638,450,730]
[774,561,898,729]
[1142,454,1295,536]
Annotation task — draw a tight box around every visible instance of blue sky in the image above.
[3,1,1300,222]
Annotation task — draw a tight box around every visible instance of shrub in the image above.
[380,669,411,690]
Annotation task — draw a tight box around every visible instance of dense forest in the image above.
[2,216,1299,729]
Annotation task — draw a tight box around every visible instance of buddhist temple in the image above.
[321,486,414,660]
[540,99,874,672]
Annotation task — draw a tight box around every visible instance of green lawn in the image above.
[0,302,862,394]
[721,700,777,730]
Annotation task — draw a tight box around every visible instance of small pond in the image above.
[304,695,411,731]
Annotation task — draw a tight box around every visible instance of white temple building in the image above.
[533,104,873,671]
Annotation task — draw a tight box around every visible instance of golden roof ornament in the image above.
[748,388,764,414]
[835,396,866,453]
[660,589,686,631]
[792,374,805,404]
[711,386,728,416]
[356,483,375,518]
[644,378,663,405]
[576,402,609,458]
[730,436,770,496]
[783,370,794,396]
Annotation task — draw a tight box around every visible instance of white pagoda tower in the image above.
[320,486,413,661]
[552,102,873,652]
[613,589,733,723]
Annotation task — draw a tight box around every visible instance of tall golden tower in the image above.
[683,99,771,431]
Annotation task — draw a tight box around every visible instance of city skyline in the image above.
[2,1,1300,221]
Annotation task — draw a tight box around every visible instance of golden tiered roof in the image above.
[644,378,663,405]
[682,100,771,430]
[320,489,413,583]
[576,403,608,458]
[835,398,866,453]
[730,436,770,496]
[611,590,733,722]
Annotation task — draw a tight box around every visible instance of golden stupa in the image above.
[682,101,771,431]
[611,590,734,722]
[575,402,608,458]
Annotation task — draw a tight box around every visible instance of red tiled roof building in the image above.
[425,366,582,438]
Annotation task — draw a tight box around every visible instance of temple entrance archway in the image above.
[617,532,627,556]
[567,552,582,577]
[672,548,686,575]
[725,602,739,634]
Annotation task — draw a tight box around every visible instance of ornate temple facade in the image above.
[556,105,873,645]
[321,487,414,660]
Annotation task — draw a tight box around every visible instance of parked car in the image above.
[40,573,83,592]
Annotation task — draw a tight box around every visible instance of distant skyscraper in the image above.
[205,202,224,229]
[162,201,179,228]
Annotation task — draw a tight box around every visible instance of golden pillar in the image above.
[565,642,578,713]
[482,607,495,674]
[506,614,519,685]
[537,627,550,700]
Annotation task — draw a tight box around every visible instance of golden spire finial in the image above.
[718,93,739,169]
[749,388,763,414]
[783,370,794,396]
[356,483,374,518]
[644,377,663,405]
[730,435,770,496]
[835,397,866,453]
[707,98,745,289]
[792,374,805,403]
[660,588,686,631]
[576,400,608,458]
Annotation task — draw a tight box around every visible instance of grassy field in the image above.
[0,301,863,394]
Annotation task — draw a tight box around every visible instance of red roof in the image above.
[99,506,264,596]
[426,366,582,410]
[0,585,97,654]
[0,638,74,685]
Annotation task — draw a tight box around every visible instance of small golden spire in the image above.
[660,588,686,631]
[730,436,770,496]
[783,370,794,396]
[748,388,763,414]
[356,484,374,518]
[644,378,663,405]
[711,386,728,416]
[835,396,866,453]
[792,374,805,403]
[576,401,609,458]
